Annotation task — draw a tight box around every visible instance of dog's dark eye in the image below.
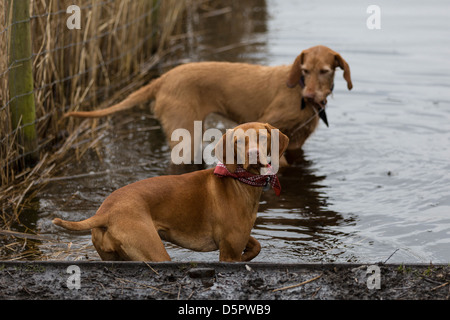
[320,69,330,74]
[301,69,309,75]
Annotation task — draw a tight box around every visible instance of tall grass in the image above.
[0,0,187,226]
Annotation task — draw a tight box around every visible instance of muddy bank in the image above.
[0,262,448,300]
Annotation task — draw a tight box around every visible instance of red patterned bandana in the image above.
[214,162,281,196]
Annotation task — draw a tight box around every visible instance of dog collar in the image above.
[214,162,281,196]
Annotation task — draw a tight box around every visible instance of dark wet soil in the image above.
[0,262,448,300]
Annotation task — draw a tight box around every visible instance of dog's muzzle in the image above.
[298,76,331,127]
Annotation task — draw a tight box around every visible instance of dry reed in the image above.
[0,0,188,228]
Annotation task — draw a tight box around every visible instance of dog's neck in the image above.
[214,162,281,196]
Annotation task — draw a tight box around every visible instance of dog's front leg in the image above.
[218,238,247,262]
[241,236,261,262]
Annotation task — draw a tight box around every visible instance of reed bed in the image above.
[0,0,188,228]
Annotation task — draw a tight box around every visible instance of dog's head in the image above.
[215,122,289,174]
[287,45,353,108]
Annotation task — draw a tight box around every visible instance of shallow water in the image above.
[22,0,450,263]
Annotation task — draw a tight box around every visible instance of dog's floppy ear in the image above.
[215,131,238,173]
[286,52,305,88]
[264,123,289,156]
[335,53,353,90]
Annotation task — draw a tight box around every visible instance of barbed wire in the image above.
[0,0,117,37]
[1,0,168,167]
[1,25,159,145]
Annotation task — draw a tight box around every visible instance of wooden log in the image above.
[7,0,38,166]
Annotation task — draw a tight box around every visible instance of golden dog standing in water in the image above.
[66,45,352,164]
[53,123,289,262]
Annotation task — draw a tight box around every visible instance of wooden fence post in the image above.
[8,0,39,166]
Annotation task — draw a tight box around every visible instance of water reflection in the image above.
[167,0,268,66]
[256,151,356,262]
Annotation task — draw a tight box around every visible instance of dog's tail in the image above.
[53,214,107,231]
[65,78,162,118]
